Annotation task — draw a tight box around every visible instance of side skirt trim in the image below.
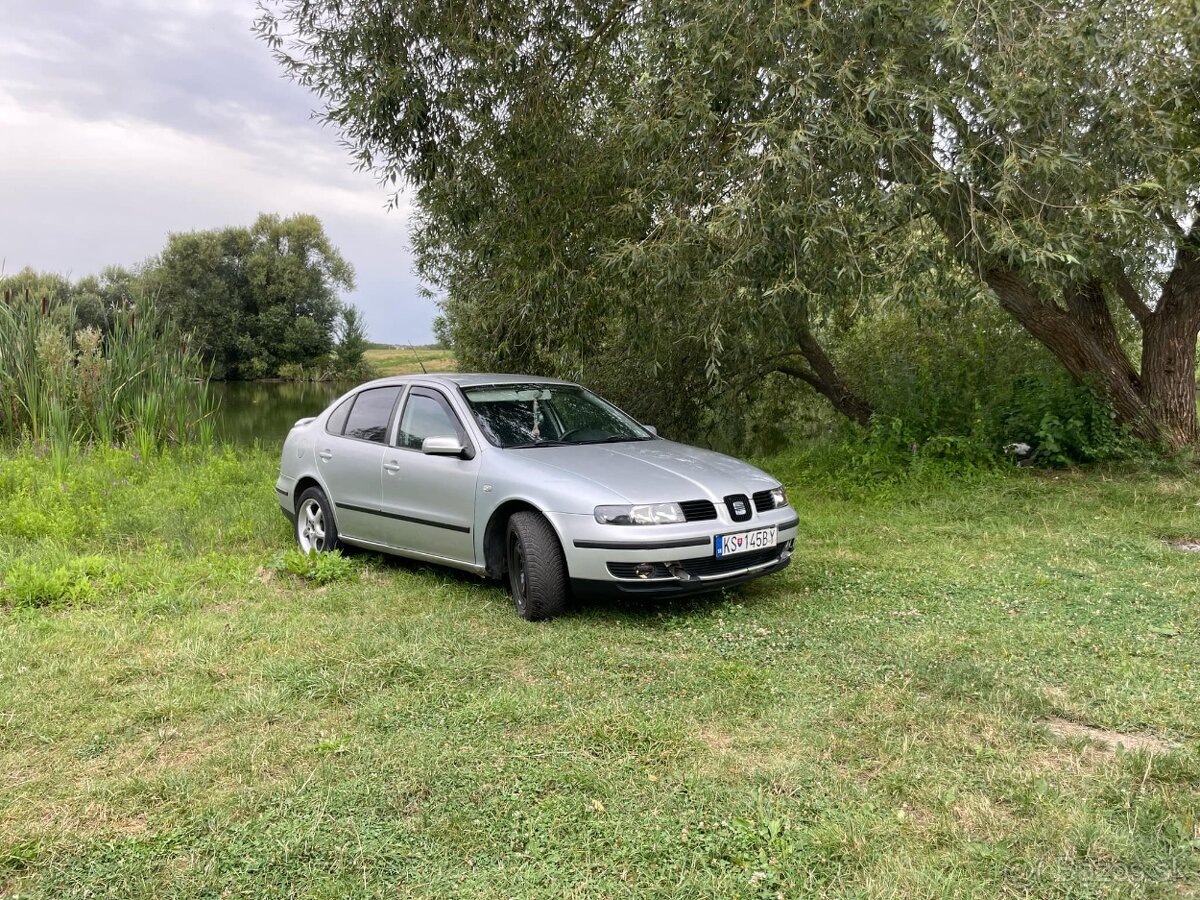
[335,502,470,534]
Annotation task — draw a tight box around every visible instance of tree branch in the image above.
[776,363,822,391]
[1158,203,1200,322]
[1110,263,1152,325]
[772,323,874,425]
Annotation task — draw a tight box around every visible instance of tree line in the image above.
[2,213,368,381]
[258,0,1199,458]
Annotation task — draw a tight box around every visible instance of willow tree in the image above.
[259,0,1200,447]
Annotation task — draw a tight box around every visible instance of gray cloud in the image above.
[6,3,288,145]
[0,0,436,342]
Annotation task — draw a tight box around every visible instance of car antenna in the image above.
[407,342,427,374]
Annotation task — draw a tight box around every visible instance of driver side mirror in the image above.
[422,435,467,457]
[644,425,658,436]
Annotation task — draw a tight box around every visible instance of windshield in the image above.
[461,384,653,449]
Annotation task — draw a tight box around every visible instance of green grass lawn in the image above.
[0,447,1197,897]
[365,347,456,376]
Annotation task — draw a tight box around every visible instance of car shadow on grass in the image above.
[356,547,753,626]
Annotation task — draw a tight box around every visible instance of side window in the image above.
[325,395,355,435]
[396,390,465,450]
[342,386,401,443]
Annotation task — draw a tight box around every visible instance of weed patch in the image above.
[1,555,114,609]
[269,547,358,585]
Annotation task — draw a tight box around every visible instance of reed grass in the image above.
[0,288,215,450]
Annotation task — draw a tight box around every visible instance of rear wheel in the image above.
[506,512,568,621]
[295,487,341,554]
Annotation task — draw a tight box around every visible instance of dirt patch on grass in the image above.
[692,726,824,781]
[1164,538,1200,552]
[697,727,735,754]
[1042,717,1179,755]
[2,802,150,841]
[1027,745,1112,777]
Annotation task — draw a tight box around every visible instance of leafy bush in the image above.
[999,375,1139,466]
[836,415,1000,482]
[836,297,1145,467]
[2,555,111,609]
[270,547,358,585]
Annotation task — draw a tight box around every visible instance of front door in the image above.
[378,387,479,563]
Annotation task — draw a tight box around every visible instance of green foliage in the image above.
[1,555,111,609]
[260,0,1200,449]
[273,305,378,383]
[1001,377,1140,467]
[836,295,1145,466]
[0,289,215,450]
[332,304,372,379]
[145,213,355,380]
[1,213,357,385]
[834,416,999,482]
[270,547,358,585]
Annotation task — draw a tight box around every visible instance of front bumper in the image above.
[548,507,799,597]
[571,551,792,600]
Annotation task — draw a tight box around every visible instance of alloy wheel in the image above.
[297,498,326,553]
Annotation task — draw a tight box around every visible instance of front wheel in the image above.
[506,512,568,621]
[295,487,341,554]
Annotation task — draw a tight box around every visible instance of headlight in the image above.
[594,503,685,525]
[769,486,787,508]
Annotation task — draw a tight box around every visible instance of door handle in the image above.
[383,460,401,474]
[318,449,333,461]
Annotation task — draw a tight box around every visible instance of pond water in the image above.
[209,381,351,445]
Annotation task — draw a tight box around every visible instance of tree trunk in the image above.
[984,266,1160,435]
[985,265,1200,451]
[1141,304,1200,450]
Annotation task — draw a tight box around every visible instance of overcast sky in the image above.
[0,0,437,343]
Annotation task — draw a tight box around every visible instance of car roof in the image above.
[351,373,581,391]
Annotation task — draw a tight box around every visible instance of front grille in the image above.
[607,547,782,580]
[684,547,780,576]
[724,493,753,522]
[679,499,717,522]
[752,489,776,513]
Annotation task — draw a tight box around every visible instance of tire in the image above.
[506,511,568,621]
[295,487,341,554]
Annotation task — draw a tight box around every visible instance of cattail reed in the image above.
[0,292,215,450]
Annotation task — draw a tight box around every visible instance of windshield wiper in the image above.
[506,440,571,449]
[575,435,653,445]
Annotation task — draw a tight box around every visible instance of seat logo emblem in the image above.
[733,500,747,516]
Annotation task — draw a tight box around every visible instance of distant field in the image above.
[365,346,457,376]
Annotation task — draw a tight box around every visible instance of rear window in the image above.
[325,395,355,435]
[342,387,401,443]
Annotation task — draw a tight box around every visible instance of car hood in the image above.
[510,439,778,504]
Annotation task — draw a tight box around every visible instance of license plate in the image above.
[715,526,777,558]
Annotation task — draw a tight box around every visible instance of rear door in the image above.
[378,387,479,562]
[315,385,402,543]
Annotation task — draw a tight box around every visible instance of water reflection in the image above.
[209,381,349,445]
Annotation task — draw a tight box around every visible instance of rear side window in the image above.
[342,386,401,443]
[325,395,355,435]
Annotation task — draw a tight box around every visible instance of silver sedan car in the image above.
[275,374,798,620]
